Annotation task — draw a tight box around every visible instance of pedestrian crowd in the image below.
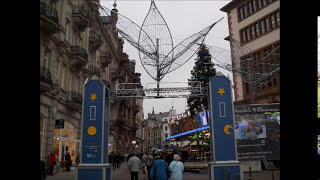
[117,150,184,180]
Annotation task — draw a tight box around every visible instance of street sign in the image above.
[55,119,64,129]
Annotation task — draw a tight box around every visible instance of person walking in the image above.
[141,153,147,174]
[145,153,154,180]
[109,152,115,170]
[149,156,170,180]
[65,152,72,171]
[48,151,57,175]
[116,152,121,168]
[169,154,184,180]
[40,158,46,180]
[127,153,141,180]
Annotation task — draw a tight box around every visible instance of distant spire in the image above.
[113,0,117,9]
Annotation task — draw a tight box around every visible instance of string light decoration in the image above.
[94,0,223,96]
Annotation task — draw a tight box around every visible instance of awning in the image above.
[166,126,210,140]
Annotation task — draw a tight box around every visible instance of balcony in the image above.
[132,122,139,131]
[89,30,103,49]
[100,51,112,67]
[70,46,88,68]
[66,91,82,110]
[72,6,89,31]
[116,116,127,126]
[87,65,101,77]
[40,66,53,92]
[40,1,59,35]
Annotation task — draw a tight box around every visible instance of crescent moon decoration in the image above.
[224,124,233,135]
[95,1,223,93]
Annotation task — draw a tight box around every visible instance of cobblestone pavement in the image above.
[45,162,280,180]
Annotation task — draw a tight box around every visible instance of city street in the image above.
[45,161,280,180]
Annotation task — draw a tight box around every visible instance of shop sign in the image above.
[55,119,64,129]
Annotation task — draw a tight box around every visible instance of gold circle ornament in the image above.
[88,126,97,136]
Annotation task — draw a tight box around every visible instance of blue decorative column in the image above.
[76,75,111,180]
[208,72,241,180]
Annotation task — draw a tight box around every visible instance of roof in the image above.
[220,0,245,12]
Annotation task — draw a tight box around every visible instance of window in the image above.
[252,0,257,12]
[248,2,253,15]
[262,0,267,7]
[251,25,256,38]
[255,23,260,36]
[257,0,262,9]
[44,48,51,68]
[243,5,248,18]
[276,11,280,27]
[165,126,167,131]
[242,30,246,42]
[265,17,270,32]
[65,20,70,42]
[271,14,276,29]
[72,28,76,45]
[260,20,265,34]
[239,7,244,20]
[245,83,249,94]
[246,28,251,41]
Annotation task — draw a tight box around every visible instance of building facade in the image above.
[221,0,280,105]
[40,0,143,171]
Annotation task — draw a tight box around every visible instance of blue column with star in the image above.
[208,72,241,180]
[76,75,111,180]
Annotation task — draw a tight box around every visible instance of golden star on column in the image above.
[90,93,98,102]
[217,88,226,96]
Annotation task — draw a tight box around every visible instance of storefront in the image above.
[53,121,80,165]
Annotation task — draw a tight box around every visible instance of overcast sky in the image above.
[100,0,233,118]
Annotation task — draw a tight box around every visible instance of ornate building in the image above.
[40,0,143,171]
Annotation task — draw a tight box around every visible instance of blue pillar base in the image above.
[76,163,111,180]
[208,161,241,180]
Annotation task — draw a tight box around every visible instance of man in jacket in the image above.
[145,153,154,180]
[127,153,141,180]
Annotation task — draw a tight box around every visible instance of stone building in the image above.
[40,0,143,171]
[221,0,280,105]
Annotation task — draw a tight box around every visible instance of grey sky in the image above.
[101,0,232,118]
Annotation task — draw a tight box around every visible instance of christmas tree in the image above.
[187,44,216,118]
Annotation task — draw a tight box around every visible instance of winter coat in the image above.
[149,159,170,180]
[49,154,56,167]
[141,154,147,166]
[145,155,153,167]
[169,160,184,180]
[127,156,141,172]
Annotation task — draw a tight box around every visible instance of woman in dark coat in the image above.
[65,152,72,171]
[149,156,170,180]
